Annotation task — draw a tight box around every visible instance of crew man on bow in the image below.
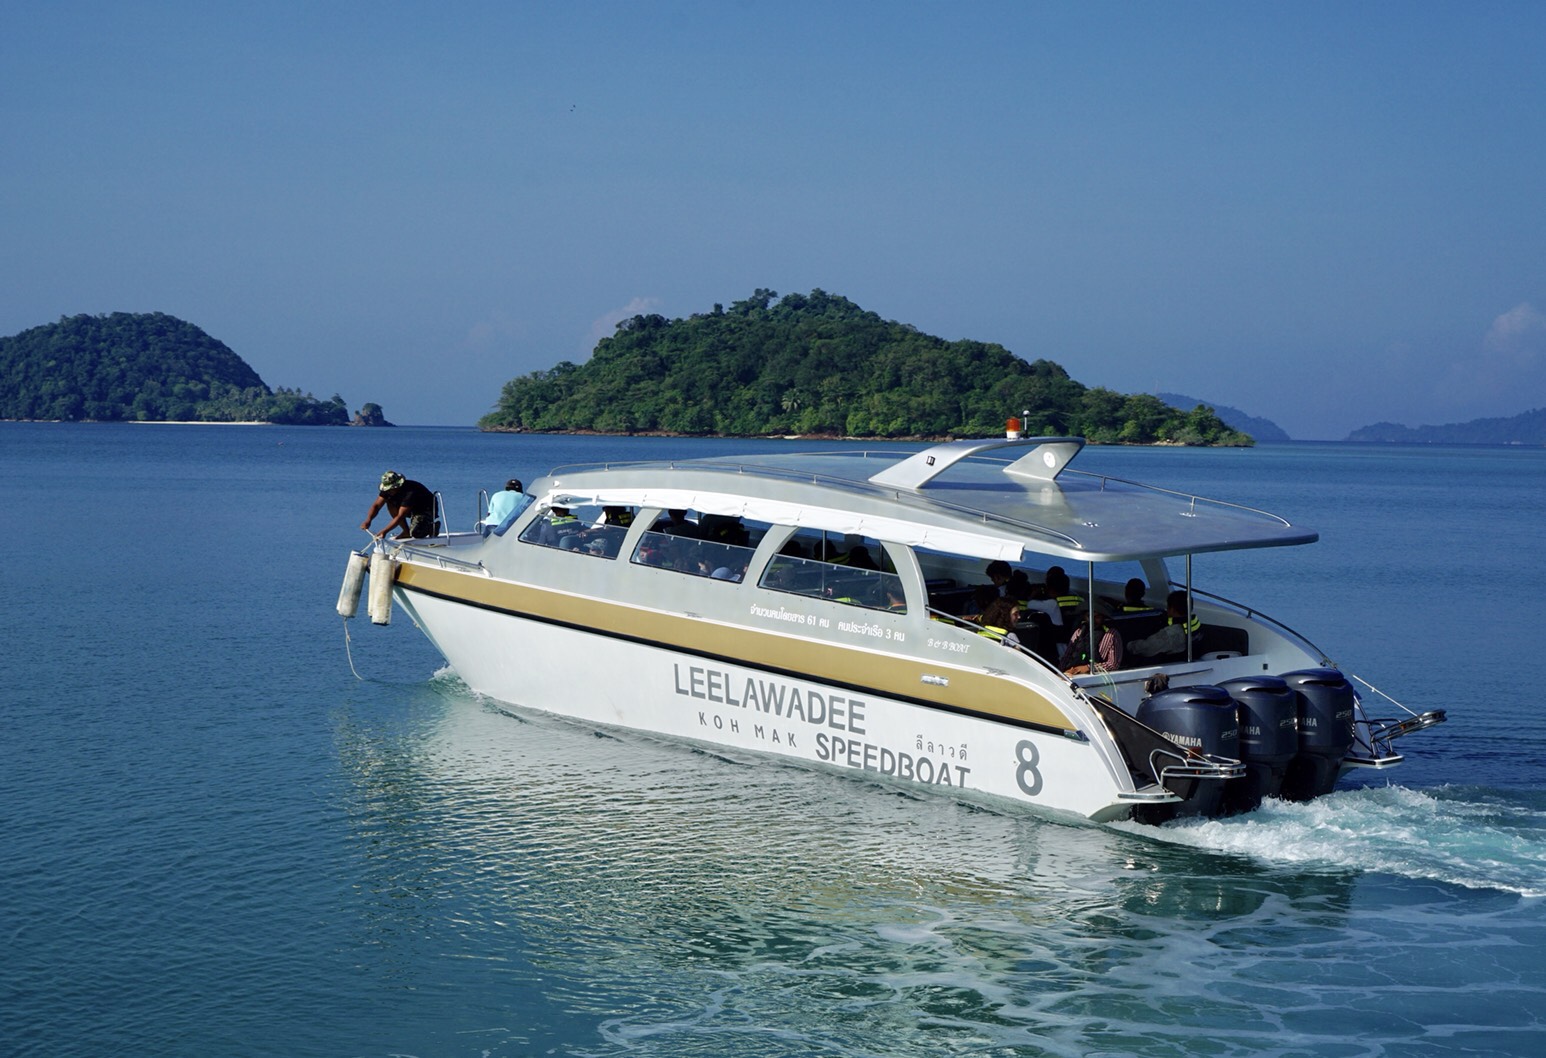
[362,470,438,539]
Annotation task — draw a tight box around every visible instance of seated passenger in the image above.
[602,505,635,528]
[1011,578,1063,627]
[656,509,700,538]
[1116,577,1155,613]
[537,506,580,547]
[700,514,748,546]
[1128,591,1201,659]
[1045,565,1084,619]
[485,479,524,522]
[844,544,879,570]
[634,537,670,567]
[481,479,531,535]
[976,597,1022,647]
[1061,606,1123,675]
[985,560,1013,596]
[963,584,1000,624]
[1004,568,1032,601]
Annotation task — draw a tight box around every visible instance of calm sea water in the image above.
[3,423,1544,1058]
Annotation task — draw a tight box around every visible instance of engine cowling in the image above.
[1279,668,1357,801]
[1136,684,1239,820]
[1219,675,1298,813]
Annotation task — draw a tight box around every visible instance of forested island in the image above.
[481,289,1251,444]
[0,312,376,425]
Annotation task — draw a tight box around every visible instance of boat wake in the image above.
[1115,784,1546,897]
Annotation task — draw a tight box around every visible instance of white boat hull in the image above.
[396,587,1136,823]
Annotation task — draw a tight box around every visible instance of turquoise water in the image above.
[3,423,1543,1057]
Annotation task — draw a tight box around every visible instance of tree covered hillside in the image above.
[0,312,348,424]
[482,290,1250,444]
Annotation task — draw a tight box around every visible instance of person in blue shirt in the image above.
[481,479,532,534]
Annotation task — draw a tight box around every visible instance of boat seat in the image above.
[827,572,886,605]
[1011,612,1055,660]
[1132,624,1247,667]
[1108,612,1167,647]
[928,586,978,616]
[1197,624,1249,656]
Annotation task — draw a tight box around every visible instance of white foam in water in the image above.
[1116,785,1546,897]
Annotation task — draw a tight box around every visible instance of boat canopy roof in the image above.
[538,436,1317,563]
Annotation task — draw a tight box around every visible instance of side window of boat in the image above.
[629,516,764,582]
[759,528,905,612]
[517,504,627,559]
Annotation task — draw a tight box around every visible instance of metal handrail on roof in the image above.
[1058,468,1296,529]
[545,442,1308,557]
[549,454,1090,550]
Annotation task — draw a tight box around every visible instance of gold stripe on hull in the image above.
[396,564,1078,734]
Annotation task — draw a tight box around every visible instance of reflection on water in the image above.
[329,677,1546,1058]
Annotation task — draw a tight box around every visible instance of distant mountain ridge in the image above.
[1346,407,1546,445]
[1155,392,1290,441]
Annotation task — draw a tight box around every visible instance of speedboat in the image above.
[340,435,1445,824]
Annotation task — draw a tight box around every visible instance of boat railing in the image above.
[1057,468,1297,528]
[1346,672,1448,742]
[544,451,1301,553]
[388,540,491,575]
[1180,585,1332,662]
[1184,586,1447,753]
[1181,587,1447,736]
[1150,747,1247,785]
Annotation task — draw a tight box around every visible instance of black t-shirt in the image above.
[384,480,434,516]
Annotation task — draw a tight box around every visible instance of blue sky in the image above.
[5,1,1544,438]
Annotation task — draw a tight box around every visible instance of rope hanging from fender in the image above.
[343,617,367,682]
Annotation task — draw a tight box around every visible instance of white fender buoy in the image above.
[368,552,397,625]
[336,551,369,618]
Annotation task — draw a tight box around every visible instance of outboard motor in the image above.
[1218,676,1298,813]
[1136,684,1240,820]
[1279,668,1357,801]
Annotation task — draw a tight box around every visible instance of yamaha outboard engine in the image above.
[1136,684,1240,820]
[1218,675,1298,813]
[1279,668,1357,801]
